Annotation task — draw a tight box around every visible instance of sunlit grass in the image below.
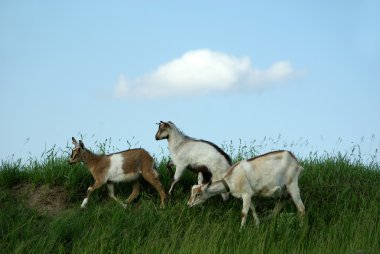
[0,140,379,253]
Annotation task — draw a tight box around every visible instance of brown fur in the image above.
[155,122,170,140]
[188,165,212,184]
[117,149,151,174]
[165,161,213,184]
[83,152,110,181]
[258,186,270,196]
[69,138,166,208]
[194,186,202,195]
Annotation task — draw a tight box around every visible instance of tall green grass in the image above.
[0,143,379,254]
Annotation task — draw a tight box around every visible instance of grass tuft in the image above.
[0,142,379,253]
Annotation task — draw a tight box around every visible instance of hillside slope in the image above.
[1,155,379,254]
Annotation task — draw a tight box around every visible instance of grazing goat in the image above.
[155,121,232,200]
[187,150,305,228]
[68,137,166,208]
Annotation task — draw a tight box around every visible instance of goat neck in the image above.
[209,180,229,195]
[81,149,102,171]
[167,125,188,153]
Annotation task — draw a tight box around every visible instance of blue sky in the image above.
[1,1,379,163]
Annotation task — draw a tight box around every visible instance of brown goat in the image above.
[69,137,166,208]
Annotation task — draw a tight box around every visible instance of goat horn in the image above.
[204,181,212,190]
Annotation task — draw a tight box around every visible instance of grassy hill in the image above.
[1,149,379,254]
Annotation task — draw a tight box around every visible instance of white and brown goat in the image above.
[188,150,305,228]
[155,121,232,200]
[69,137,166,208]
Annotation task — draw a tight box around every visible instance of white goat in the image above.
[155,121,232,199]
[69,137,166,208]
[187,150,305,227]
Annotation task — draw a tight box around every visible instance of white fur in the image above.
[81,198,88,208]
[188,150,305,228]
[106,154,140,182]
[171,142,229,181]
[71,137,167,208]
[157,122,231,195]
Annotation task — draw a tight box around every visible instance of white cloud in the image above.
[114,49,302,99]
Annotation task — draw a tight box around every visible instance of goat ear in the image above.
[159,121,171,128]
[72,137,78,145]
[79,140,85,149]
